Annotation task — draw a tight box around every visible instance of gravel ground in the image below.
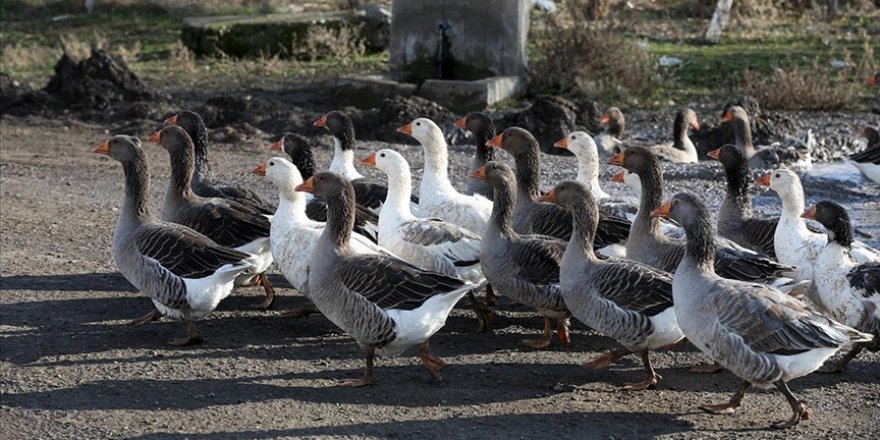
[1,114,879,440]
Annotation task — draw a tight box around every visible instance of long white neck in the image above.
[575,152,609,200]
[380,165,417,230]
[776,182,812,235]
[274,180,309,224]
[419,135,457,195]
[329,138,363,180]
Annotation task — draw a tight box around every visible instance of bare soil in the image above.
[1,113,878,440]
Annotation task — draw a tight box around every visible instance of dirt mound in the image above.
[352,95,456,141]
[45,49,151,109]
[0,73,52,116]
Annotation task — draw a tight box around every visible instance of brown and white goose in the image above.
[296,172,477,387]
[594,107,625,157]
[646,108,701,164]
[455,112,497,200]
[722,106,811,170]
[654,192,872,429]
[542,181,684,390]
[149,125,275,309]
[487,127,631,254]
[471,161,570,348]
[803,201,879,372]
[314,111,419,214]
[608,147,798,286]
[165,110,274,215]
[94,135,256,345]
[272,133,379,243]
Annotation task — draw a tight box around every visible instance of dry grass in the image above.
[528,0,661,101]
[293,24,366,62]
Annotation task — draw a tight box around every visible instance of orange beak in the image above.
[486,134,503,148]
[554,137,568,149]
[868,75,877,85]
[707,148,722,160]
[607,150,626,167]
[469,165,489,181]
[295,177,316,193]
[147,130,162,143]
[164,114,178,125]
[692,119,701,131]
[610,171,626,183]
[252,162,267,176]
[755,173,772,187]
[721,111,733,122]
[454,116,467,129]
[271,139,283,152]
[600,113,611,124]
[360,153,377,167]
[397,123,413,135]
[93,141,110,155]
[313,115,328,127]
[651,201,671,218]
[538,188,556,203]
[801,206,817,220]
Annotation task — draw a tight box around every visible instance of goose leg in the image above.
[521,317,553,349]
[339,346,377,387]
[582,348,631,371]
[700,380,750,414]
[690,361,724,374]
[131,308,161,326]
[467,291,496,333]
[623,350,662,390]
[818,343,864,373]
[557,318,571,345]
[485,284,497,306]
[418,340,446,382]
[168,319,203,346]
[659,337,688,351]
[771,380,811,429]
[252,273,276,309]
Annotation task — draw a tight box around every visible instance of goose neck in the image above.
[489,180,518,238]
[329,139,363,180]
[513,149,542,200]
[567,199,598,260]
[323,190,355,249]
[474,123,498,165]
[682,215,717,272]
[381,167,416,222]
[634,163,664,235]
[120,158,153,223]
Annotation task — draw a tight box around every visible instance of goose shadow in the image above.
[124,411,693,440]
[0,272,293,293]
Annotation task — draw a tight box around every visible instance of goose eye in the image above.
[571,135,576,140]
[269,162,274,166]
[380,153,385,158]
[775,173,780,178]
[416,122,421,126]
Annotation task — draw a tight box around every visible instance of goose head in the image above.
[455,111,493,134]
[295,171,351,200]
[721,105,749,125]
[254,156,304,189]
[487,127,537,156]
[652,192,709,229]
[600,107,625,137]
[679,108,700,132]
[610,169,642,196]
[362,148,408,177]
[93,135,142,163]
[802,201,853,246]
[555,131,599,164]
[756,167,802,202]
[708,144,746,169]
[314,111,355,147]
[540,180,596,213]
[398,117,445,147]
[148,125,193,155]
[272,132,310,157]
[469,161,516,190]
[164,110,203,137]
[607,146,659,176]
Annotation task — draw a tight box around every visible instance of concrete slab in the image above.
[418,76,524,113]
[334,73,417,108]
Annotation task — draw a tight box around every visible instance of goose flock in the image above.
[92,105,879,430]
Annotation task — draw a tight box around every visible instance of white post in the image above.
[704,0,733,45]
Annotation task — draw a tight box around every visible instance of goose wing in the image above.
[593,261,674,316]
[198,183,274,216]
[400,219,481,266]
[134,223,249,279]
[337,255,466,311]
[510,236,565,285]
[847,262,880,297]
[173,200,270,248]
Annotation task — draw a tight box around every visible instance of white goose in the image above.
[757,168,879,282]
[803,201,879,372]
[252,157,392,314]
[399,118,493,234]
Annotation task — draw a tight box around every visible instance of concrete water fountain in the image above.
[336,0,530,112]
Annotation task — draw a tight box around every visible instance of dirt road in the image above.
[1,114,878,440]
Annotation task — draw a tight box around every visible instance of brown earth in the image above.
[1,113,879,440]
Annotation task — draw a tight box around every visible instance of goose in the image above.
[314,111,418,214]
[608,170,686,241]
[361,149,496,330]
[802,201,879,372]
[541,180,684,390]
[295,171,477,387]
[487,127,631,254]
[148,125,275,309]
[399,117,493,234]
[846,127,880,184]
[271,133,380,243]
[594,107,625,157]
[756,167,879,282]
[454,112,497,200]
[722,106,811,170]
[94,135,257,345]
[607,147,800,287]
[710,145,782,258]
[653,192,872,429]
[252,157,392,318]
[470,161,570,348]
[645,108,700,164]
[164,110,274,215]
